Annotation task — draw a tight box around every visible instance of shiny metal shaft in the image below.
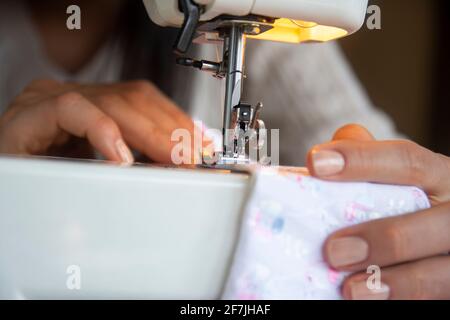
[222,24,246,158]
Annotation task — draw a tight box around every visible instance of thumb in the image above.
[332,124,375,142]
[307,139,450,204]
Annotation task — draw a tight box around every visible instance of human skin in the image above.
[0,79,203,164]
[308,124,450,300]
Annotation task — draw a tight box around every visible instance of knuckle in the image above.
[125,80,155,100]
[129,80,155,91]
[144,128,167,154]
[144,125,158,142]
[398,140,427,183]
[25,78,57,90]
[55,91,84,109]
[429,153,450,198]
[93,116,117,136]
[95,93,125,112]
[12,92,37,104]
[381,221,409,262]
[409,267,428,300]
[348,142,372,170]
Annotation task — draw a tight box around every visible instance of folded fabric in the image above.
[222,167,430,300]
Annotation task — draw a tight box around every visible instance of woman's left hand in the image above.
[307,124,450,300]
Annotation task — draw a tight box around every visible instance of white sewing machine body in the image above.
[145,0,369,42]
[0,156,250,299]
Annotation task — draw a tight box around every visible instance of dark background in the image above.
[340,0,449,154]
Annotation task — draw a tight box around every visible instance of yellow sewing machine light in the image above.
[248,18,348,43]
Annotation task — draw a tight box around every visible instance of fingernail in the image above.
[327,237,369,268]
[311,150,345,176]
[115,139,134,166]
[349,281,390,300]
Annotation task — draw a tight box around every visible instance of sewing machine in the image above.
[0,0,368,299]
[144,0,369,164]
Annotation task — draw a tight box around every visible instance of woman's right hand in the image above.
[0,79,201,164]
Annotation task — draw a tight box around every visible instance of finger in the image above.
[342,256,450,300]
[84,81,213,164]
[6,92,133,164]
[307,139,450,202]
[7,79,64,112]
[92,87,208,164]
[92,84,182,136]
[52,92,134,164]
[105,81,196,136]
[323,202,450,272]
[124,81,195,131]
[123,113,180,164]
[84,92,175,163]
[25,79,62,92]
[332,124,375,142]
[122,114,204,165]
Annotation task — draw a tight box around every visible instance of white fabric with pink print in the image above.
[222,167,430,300]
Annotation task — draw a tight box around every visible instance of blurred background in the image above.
[2,0,448,155]
[340,0,449,154]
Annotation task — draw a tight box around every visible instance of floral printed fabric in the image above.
[222,167,430,300]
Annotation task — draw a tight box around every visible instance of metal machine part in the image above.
[174,2,270,164]
[212,22,267,164]
[144,0,369,164]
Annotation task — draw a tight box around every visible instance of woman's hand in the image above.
[307,124,450,300]
[0,79,200,164]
